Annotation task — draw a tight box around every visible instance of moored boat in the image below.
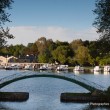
[74,66,84,71]
[104,66,110,72]
[56,65,68,71]
[5,64,21,70]
[93,66,102,72]
[24,64,34,70]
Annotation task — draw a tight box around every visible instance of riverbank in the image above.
[69,66,93,73]
[60,92,110,106]
[0,92,29,101]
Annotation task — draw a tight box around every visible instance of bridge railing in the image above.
[0,71,106,91]
[57,73,106,91]
[0,71,34,84]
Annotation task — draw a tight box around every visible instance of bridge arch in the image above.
[0,74,97,92]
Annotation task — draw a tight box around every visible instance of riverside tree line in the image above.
[0,37,110,66]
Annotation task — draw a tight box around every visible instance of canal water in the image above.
[0,70,110,110]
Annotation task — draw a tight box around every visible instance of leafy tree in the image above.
[0,46,9,56]
[24,43,38,56]
[83,40,90,47]
[13,44,25,57]
[1,44,26,57]
[35,37,47,54]
[55,40,69,47]
[0,0,14,47]
[36,37,55,63]
[31,43,38,56]
[70,39,83,52]
[27,43,33,48]
[38,49,50,63]
[52,46,74,64]
[99,56,110,66]
[93,0,110,54]
[75,46,91,65]
[88,41,99,58]
[46,39,56,52]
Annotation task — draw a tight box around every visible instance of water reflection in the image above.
[93,71,110,75]
[74,70,84,74]
[94,71,100,75]
[56,70,68,74]
[83,104,110,110]
[104,72,110,75]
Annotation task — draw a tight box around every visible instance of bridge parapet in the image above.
[0,71,106,92]
[61,73,105,91]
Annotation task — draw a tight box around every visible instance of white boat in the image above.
[5,64,21,70]
[24,65,34,70]
[39,65,47,70]
[74,66,84,71]
[56,65,68,71]
[39,64,55,70]
[104,66,110,72]
[93,66,102,72]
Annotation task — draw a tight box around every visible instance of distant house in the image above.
[0,56,7,64]
[7,56,18,63]
[0,56,18,64]
[0,55,36,64]
[18,55,35,63]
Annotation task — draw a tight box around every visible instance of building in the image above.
[0,56,18,64]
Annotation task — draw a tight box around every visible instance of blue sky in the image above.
[6,0,99,45]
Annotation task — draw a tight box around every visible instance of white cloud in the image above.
[8,26,99,45]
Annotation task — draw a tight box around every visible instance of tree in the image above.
[52,46,74,64]
[0,0,14,47]
[24,43,38,56]
[70,39,83,52]
[93,0,110,53]
[75,46,91,65]
[38,49,50,63]
[35,37,47,54]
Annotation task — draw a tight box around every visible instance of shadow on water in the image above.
[0,103,110,110]
[83,104,110,110]
[0,103,14,110]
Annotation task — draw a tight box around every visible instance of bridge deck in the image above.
[0,71,106,92]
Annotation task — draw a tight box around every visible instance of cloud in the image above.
[8,26,99,45]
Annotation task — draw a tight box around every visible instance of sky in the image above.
[5,0,99,45]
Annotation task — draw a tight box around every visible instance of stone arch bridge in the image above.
[0,71,106,92]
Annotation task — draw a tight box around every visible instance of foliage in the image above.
[0,36,110,66]
[38,50,50,63]
[24,43,38,56]
[93,0,110,54]
[74,46,91,65]
[93,0,110,34]
[52,46,74,64]
[0,0,13,25]
[99,56,110,66]
[70,39,83,52]
[0,0,14,47]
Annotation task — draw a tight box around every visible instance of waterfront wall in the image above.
[0,92,29,102]
[60,93,110,104]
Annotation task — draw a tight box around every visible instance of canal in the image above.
[0,70,110,110]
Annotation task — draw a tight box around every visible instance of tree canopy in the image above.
[0,0,14,47]
[93,0,110,35]
[93,0,110,55]
[1,36,110,66]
